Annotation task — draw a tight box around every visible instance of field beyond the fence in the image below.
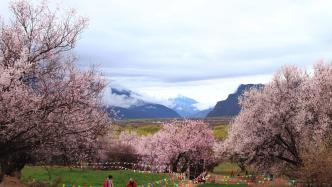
[22,166,170,187]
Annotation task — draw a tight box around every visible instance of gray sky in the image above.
[2,0,332,108]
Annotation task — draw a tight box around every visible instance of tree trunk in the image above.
[237,160,247,173]
[171,152,190,173]
[0,153,29,179]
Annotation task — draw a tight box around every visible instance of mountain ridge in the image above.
[106,87,180,119]
[207,84,264,117]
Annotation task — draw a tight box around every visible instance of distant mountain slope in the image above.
[106,87,180,119]
[191,108,213,118]
[108,104,181,119]
[207,84,264,117]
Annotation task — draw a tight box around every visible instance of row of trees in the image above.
[0,0,111,178]
[219,64,332,183]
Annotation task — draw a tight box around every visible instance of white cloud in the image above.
[2,0,332,106]
[102,86,139,108]
[114,74,273,108]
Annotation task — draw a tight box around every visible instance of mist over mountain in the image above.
[105,87,180,119]
[207,84,264,117]
[168,96,200,117]
[105,84,265,119]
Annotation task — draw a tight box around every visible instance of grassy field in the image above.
[22,166,170,186]
[115,124,162,136]
[114,124,229,138]
[113,118,230,137]
[21,163,256,187]
[114,117,232,127]
[212,125,229,140]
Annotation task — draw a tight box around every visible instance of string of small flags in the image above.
[71,162,169,172]
[73,162,168,168]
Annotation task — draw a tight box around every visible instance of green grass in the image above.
[113,119,231,138]
[134,125,162,136]
[115,123,229,139]
[197,184,247,187]
[113,124,162,136]
[212,125,229,140]
[22,166,170,187]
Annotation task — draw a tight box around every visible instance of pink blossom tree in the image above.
[132,120,216,177]
[219,63,332,174]
[0,0,110,178]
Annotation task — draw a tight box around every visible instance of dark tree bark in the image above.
[0,152,31,178]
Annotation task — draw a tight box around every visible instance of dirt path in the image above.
[0,176,26,187]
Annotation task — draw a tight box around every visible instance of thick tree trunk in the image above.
[0,153,29,179]
[171,152,189,173]
[237,160,247,173]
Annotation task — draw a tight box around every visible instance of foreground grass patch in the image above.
[22,166,168,186]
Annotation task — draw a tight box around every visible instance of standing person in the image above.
[103,176,109,187]
[126,178,137,187]
[103,175,114,187]
[108,175,114,187]
[230,170,234,177]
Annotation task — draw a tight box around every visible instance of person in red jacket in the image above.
[103,177,109,187]
[126,178,137,187]
[103,175,114,187]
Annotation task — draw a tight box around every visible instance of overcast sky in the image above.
[2,0,332,108]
